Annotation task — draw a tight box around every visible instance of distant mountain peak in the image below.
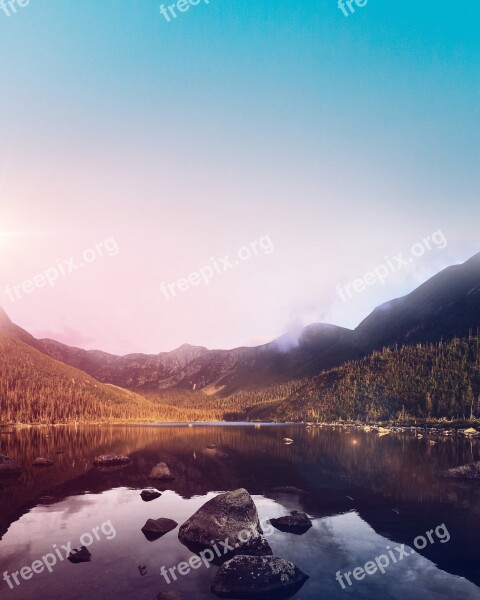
[173,342,207,352]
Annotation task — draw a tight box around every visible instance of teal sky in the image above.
[0,1,479,353]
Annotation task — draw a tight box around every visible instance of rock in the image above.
[464,427,478,436]
[270,511,312,535]
[0,454,21,476]
[178,489,272,562]
[93,454,130,466]
[283,438,294,444]
[148,462,174,480]
[68,546,91,563]
[33,457,54,467]
[202,446,230,460]
[142,518,178,541]
[444,461,480,480]
[141,489,162,502]
[211,555,308,598]
[157,593,183,600]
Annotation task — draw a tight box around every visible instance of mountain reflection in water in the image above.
[0,424,479,599]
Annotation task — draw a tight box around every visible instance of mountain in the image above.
[35,338,210,389]
[2,252,480,400]
[355,252,480,351]
[33,322,360,395]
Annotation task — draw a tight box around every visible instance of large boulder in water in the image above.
[0,454,21,476]
[178,489,272,562]
[443,461,480,480]
[211,555,309,598]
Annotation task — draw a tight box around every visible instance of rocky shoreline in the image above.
[302,421,480,438]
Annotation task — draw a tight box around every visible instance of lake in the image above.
[1,424,480,599]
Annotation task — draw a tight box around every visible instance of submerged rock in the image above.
[211,555,308,598]
[0,454,21,476]
[68,546,92,563]
[202,446,230,460]
[148,462,174,480]
[444,461,480,480]
[93,454,130,466]
[33,457,54,467]
[178,488,272,562]
[141,489,162,502]
[270,486,308,495]
[270,511,312,535]
[142,518,178,541]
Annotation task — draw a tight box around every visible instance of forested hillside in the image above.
[2,326,480,424]
[0,332,221,423]
[249,337,480,422]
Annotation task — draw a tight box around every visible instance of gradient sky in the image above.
[0,0,479,354]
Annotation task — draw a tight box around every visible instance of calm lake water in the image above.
[1,424,480,599]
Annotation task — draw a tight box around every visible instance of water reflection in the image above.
[0,425,480,599]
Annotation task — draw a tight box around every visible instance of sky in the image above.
[0,0,479,354]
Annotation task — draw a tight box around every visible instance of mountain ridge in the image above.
[2,252,480,396]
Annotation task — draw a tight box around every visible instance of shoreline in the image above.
[1,419,479,434]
